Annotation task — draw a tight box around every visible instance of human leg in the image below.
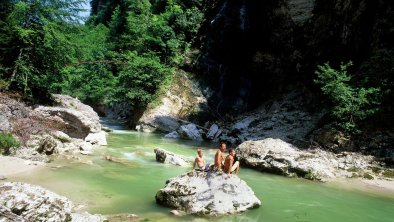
[231,161,240,175]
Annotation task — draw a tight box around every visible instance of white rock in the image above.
[154,148,190,167]
[237,138,337,181]
[0,182,104,222]
[156,171,261,216]
[84,131,107,146]
[71,212,105,222]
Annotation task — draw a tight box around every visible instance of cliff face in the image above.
[196,0,393,116]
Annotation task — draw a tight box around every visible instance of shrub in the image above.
[0,132,20,155]
[314,61,381,134]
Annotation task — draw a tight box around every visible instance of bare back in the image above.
[224,155,234,173]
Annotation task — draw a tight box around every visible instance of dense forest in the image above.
[0,0,393,136]
[0,0,206,107]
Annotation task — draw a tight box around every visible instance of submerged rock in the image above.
[164,131,180,139]
[155,171,261,216]
[0,182,104,222]
[154,148,190,166]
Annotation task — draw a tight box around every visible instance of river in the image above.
[11,129,394,222]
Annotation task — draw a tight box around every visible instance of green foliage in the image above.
[0,0,85,99]
[115,52,173,106]
[0,0,205,108]
[314,61,381,133]
[0,132,20,155]
[57,24,116,104]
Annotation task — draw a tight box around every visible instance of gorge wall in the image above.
[195,0,393,116]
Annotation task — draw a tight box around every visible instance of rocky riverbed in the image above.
[0,93,111,221]
[136,88,393,182]
[0,93,107,162]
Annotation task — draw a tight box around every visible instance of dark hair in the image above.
[220,142,226,146]
[229,148,234,153]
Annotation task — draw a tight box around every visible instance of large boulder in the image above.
[35,106,100,139]
[0,182,104,222]
[237,138,339,181]
[154,148,190,167]
[35,94,102,139]
[155,171,261,216]
[177,124,203,141]
[237,138,380,181]
[205,124,222,141]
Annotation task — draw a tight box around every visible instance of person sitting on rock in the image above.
[224,148,240,176]
[214,142,226,172]
[193,149,212,172]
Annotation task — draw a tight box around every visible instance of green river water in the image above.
[11,129,394,222]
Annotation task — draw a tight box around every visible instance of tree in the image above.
[314,61,381,133]
[0,0,84,99]
[115,52,173,107]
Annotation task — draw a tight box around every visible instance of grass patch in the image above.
[346,167,359,172]
[363,173,374,180]
[0,132,20,155]
[382,169,394,178]
[370,166,381,173]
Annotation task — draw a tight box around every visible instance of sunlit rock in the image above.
[156,171,261,216]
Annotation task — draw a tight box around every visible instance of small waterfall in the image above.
[218,64,225,97]
[210,0,228,25]
[239,2,247,31]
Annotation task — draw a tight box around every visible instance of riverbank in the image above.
[327,177,394,196]
[0,156,44,178]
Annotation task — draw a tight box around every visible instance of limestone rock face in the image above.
[136,72,208,133]
[218,91,325,147]
[0,182,104,222]
[154,148,190,167]
[0,114,11,132]
[155,171,261,216]
[286,0,315,25]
